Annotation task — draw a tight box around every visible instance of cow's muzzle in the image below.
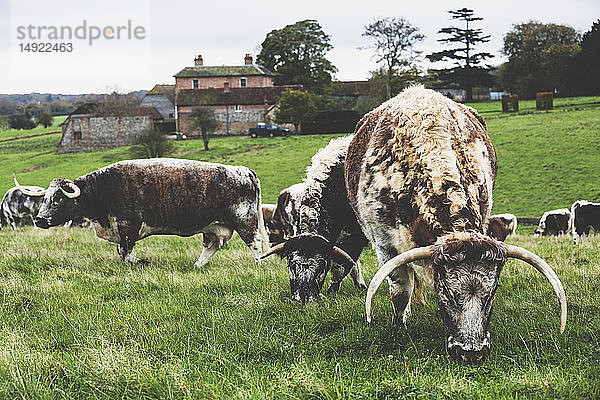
[448,345,490,364]
[35,217,50,229]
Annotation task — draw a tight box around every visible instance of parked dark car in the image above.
[249,123,289,138]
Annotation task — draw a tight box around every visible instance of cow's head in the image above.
[261,233,356,303]
[366,232,566,364]
[23,177,82,228]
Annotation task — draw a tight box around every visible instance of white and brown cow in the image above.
[487,213,517,241]
[535,209,571,237]
[0,180,46,229]
[345,86,566,363]
[16,159,268,266]
[571,200,600,244]
[263,135,368,303]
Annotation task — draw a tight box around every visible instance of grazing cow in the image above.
[535,209,571,237]
[571,200,600,244]
[15,159,268,266]
[270,183,306,243]
[487,213,517,241]
[0,180,46,229]
[262,135,368,303]
[346,86,566,364]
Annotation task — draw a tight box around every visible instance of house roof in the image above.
[173,65,274,78]
[145,84,176,105]
[176,86,301,107]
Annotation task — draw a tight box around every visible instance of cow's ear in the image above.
[488,217,508,242]
[412,216,435,246]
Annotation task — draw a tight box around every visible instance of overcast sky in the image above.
[0,0,598,94]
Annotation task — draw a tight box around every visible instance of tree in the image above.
[257,20,337,94]
[274,90,317,133]
[362,17,424,99]
[499,21,581,98]
[8,114,36,130]
[578,20,600,95]
[130,127,173,158]
[189,107,219,151]
[96,91,140,117]
[427,8,494,101]
[35,111,53,128]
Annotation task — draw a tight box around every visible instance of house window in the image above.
[192,79,199,88]
[168,113,174,118]
[240,77,247,87]
[73,130,82,140]
[235,105,242,112]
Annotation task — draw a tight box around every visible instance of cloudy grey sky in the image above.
[0,0,598,94]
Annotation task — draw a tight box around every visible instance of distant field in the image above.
[0,97,599,398]
[0,115,66,141]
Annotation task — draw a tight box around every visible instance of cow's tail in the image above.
[254,175,270,253]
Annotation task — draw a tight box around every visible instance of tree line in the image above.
[259,13,599,129]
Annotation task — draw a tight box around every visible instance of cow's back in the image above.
[80,159,260,231]
[346,86,496,239]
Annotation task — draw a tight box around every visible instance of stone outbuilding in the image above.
[58,103,163,153]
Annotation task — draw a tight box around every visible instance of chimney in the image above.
[244,53,253,65]
[194,54,203,66]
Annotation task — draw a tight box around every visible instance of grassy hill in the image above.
[0,97,599,398]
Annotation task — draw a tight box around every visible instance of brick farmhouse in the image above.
[173,54,299,136]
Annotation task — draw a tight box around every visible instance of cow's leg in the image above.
[233,213,265,262]
[373,243,415,326]
[117,221,148,265]
[327,231,368,293]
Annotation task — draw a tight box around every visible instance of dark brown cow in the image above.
[345,86,566,364]
[571,201,600,244]
[263,135,368,303]
[17,159,268,266]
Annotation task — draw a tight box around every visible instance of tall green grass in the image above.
[0,228,597,399]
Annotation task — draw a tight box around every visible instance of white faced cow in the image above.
[16,159,268,266]
[345,86,566,364]
[571,200,600,244]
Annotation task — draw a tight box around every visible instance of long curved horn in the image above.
[366,246,434,323]
[332,246,356,266]
[60,181,81,199]
[12,173,46,196]
[505,244,567,333]
[260,241,286,259]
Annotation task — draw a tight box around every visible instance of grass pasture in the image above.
[0,97,599,398]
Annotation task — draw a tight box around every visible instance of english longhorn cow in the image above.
[535,209,571,237]
[345,86,566,364]
[571,200,600,244]
[262,135,368,303]
[1,179,46,229]
[15,159,268,266]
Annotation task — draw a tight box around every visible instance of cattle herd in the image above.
[2,86,593,364]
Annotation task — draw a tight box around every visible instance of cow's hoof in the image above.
[356,282,368,291]
[327,282,341,294]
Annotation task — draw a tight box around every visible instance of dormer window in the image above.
[240,77,247,87]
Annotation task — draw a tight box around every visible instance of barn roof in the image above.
[173,65,274,78]
[176,86,302,106]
